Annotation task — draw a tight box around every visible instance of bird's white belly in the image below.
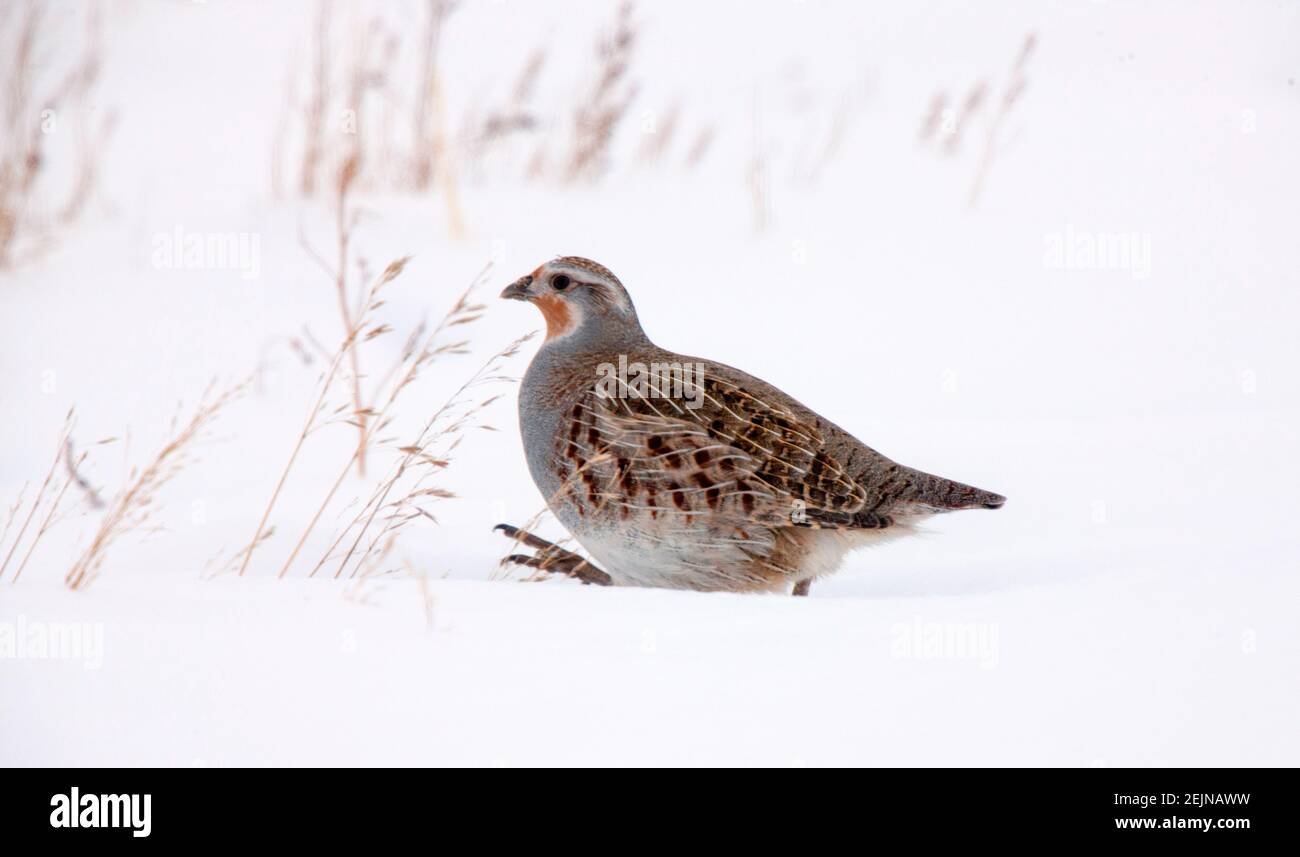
[570,522,747,590]
[571,513,922,592]
[564,512,764,593]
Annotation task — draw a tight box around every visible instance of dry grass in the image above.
[1,409,73,582]
[239,200,527,581]
[918,31,1036,207]
[0,484,29,561]
[276,1,666,203]
[276,266,492,579]
[475,48,544,147]
[64,381,248,591]
[298,0,332,197]
[564,1,639,183]
[321,156,369,475]
[636,100,679,166]
[796,90,861,186]
[409,0,454,192]
[682,125,715,170]
[271,0,901,245]
[316,329,533,580]
[0,2,113,269]
[10,440,86,583]
[969,32,1035,207]
[236,250,409,578]
[289,0,392,198]
[256,43,554,582]
[459,47,544,183]
[275,0,469,232]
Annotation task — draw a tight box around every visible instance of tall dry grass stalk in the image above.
[316,329,533,580]
[415,0,468,236]
[463,45,544,176]
[919,32,1035,207]
[237,254,410,577]
[683,125,715,170]
[796,90,861,185]
[296,0,334,197]
[277,265,491,579]
[11,439,87,583]
[565,1,638,182]
[336,158,368,474]
[946,84,987,156]
[918,83,985,156]
[636,100,679,166]
[409,0,451,191]
[0,2,112,268]
[64,381,247,591]
[969,32,1035,207]
[254,134,523,583]
[279,2,460,198]
[0,485,29,563]
[299,151,403,479]
[1,409,73,582]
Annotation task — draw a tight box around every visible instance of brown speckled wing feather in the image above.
[552,368,886,535]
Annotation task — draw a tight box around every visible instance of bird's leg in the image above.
[494,523,612,586]
[792,579,812,597]
[501,548,612,586]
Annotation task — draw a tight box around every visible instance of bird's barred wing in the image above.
[555,368,877,531]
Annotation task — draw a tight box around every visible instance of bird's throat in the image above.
[535,294,579,341]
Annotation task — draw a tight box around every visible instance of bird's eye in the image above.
[551,274,571,291]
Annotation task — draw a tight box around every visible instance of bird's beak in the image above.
[500,275,533,302]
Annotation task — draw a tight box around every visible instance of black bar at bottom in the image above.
[0,768,1286,843]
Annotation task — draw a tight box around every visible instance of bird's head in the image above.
[500,256,642,345]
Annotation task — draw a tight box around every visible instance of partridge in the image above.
[496,256,1004,595]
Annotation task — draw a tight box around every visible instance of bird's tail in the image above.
[906,469,1005,511]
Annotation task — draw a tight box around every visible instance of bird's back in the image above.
[662,349,1006,517]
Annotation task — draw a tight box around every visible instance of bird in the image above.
[496,256,1004,596]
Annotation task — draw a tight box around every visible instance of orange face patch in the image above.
[534,293,576,340]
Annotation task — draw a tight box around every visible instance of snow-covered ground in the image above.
[2,1,1297,766]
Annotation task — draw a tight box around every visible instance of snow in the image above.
[2,0,1298,766]
[3,561,1293,767]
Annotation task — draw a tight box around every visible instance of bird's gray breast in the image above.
[517,347,584,513]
